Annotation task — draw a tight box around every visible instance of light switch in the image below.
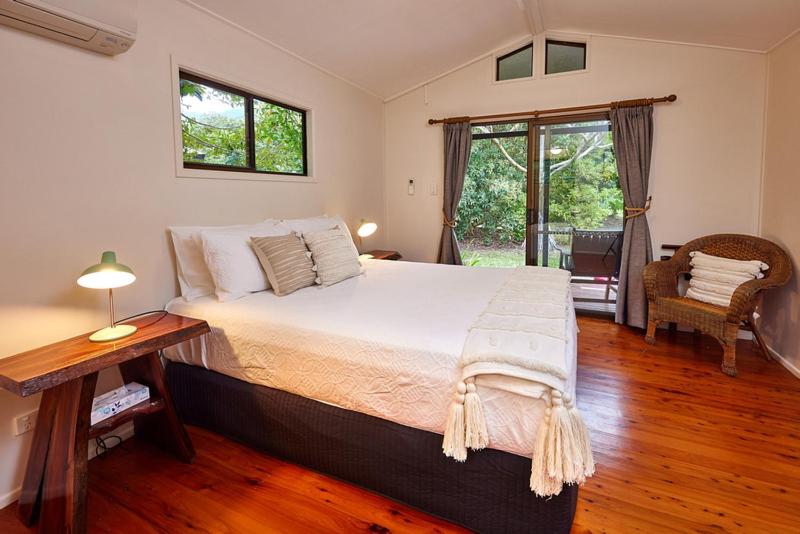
[430,182,439,196]
[408,179,415,195]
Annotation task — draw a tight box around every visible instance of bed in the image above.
[164,259,580,533]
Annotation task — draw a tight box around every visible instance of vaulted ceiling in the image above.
[537,0,800,52]
[186,0,800,99]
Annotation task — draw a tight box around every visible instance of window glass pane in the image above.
[457,125,528,267]
[546,41,586,74]
[180,77,247,167]
[497,44,533,81]
[254,99,305,174]
[534,119,622,314]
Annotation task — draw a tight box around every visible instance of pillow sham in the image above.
[251,233,316,296]
[283,216,359,256]
[201,221,290,302]
[169,219,277,301]
[303,226,362,286]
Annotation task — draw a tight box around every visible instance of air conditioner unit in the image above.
[0,0,136,55]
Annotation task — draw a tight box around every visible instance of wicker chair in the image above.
[643,234,792,376]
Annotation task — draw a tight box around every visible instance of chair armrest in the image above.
[643,260,681,301]
[726,278,777,323]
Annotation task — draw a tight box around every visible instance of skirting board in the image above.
[0,422,135,510]
[0,487,20,512]
[767,345,800,379]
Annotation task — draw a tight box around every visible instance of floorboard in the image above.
[1,316,798,533]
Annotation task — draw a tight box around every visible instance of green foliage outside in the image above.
[456,121,623,266]
[180,79,305,174]
[457,130,528,246]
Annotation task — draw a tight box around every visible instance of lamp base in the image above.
[89,324,137,343]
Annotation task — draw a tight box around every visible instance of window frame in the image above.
[464,112,621,313]
[178,70,309,178]
[544,39,587,76]
[495,42,534,82]
[470,111,615,268]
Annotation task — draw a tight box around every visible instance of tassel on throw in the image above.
[464,378,489,450]
[530,393,564,497]
[442,382,467,461]
[566,394,595,479]
[530,389,594,497]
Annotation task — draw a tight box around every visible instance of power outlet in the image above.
[13,410,37,436]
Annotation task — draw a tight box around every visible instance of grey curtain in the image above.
[610,105,654,328]
[437,121,472,264]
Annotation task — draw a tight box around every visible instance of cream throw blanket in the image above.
[442,266,594,497]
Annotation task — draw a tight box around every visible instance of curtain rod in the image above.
[427,94,677,125]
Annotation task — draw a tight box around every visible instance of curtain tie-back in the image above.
[443,216,457,228]
[624,196,652,219]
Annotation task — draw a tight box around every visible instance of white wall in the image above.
[760,31,800,375]
[0,0,383,505]
[384,36,767,262]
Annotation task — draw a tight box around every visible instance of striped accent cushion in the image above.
[251,233,316,296]
[303,226,362,286]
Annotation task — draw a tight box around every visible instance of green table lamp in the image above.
[77,251,137,342]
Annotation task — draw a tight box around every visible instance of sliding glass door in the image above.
[531,116,623,312]
[457,113,623,313]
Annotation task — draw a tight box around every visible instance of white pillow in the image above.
[303,226,362,286]
[170,222,264,301]
[201,221,290,302]
[283,216,359,256]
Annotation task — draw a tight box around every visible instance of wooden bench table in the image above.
[0,313,209,533]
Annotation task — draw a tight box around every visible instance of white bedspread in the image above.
[164,259,578,457]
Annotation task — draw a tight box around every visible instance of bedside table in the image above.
[0,312,209,534]
[364,249,402,260]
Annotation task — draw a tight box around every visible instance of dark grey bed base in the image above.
[166,361,578,533]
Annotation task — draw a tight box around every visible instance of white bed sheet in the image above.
[164,259,578,457]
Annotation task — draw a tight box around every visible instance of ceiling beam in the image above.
[516,0,545,35]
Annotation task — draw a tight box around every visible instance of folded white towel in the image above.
[688,277,737,297]
[691,267,762,285]
[685,251,767,307]
[689,251,768,275]
[686,287,732,307]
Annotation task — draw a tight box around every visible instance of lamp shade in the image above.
[357,219,378,238]
[77,251,136,289]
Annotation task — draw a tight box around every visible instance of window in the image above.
[545,40,586,75]
[496,43,533,81]
[179,71,308,176]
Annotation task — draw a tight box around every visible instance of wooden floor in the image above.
[2,316,799,533]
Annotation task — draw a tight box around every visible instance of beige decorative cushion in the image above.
[251,233,316,296]
[303,226,362,286]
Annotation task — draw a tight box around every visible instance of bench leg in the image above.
[18,373,98,533]
[119,352,195,463]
